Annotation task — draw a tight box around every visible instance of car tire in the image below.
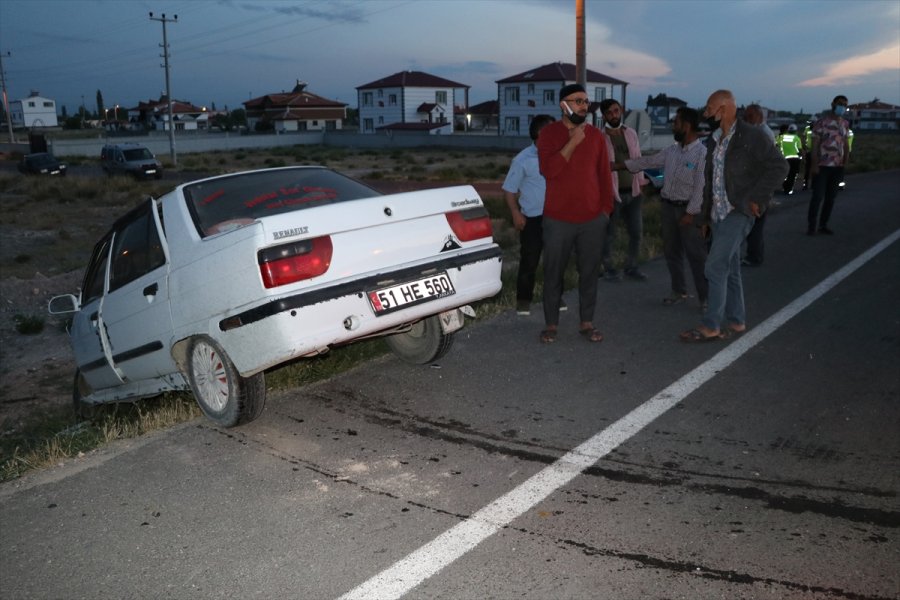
[384,315,454,365]
[72,370,99,421]
[186,336,266,427]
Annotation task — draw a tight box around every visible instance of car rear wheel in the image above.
[385,315,454,365]
[187,336,266,427]
[72,369,99,421]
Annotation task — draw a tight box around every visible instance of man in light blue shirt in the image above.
[502,114,556,316]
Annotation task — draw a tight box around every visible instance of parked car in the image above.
[18,152,67,176]
[100,143,163,179]
[49,166,503,427]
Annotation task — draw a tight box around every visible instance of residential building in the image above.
[128,95,209,131]
[848,99,899,131]
[645,93,688,126]
[459,100,499,132]
[244,81,347,133]
[356,70,469,135]
[495,62,628,136]
[10,91,58,128]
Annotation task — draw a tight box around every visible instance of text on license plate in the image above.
[368,272,455,315]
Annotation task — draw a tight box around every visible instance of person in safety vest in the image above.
[776,124,804,195]
[802,121,814,190]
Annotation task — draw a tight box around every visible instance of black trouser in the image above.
[808,166,843,230]
[803,152,812,188]
[542,214,607,326]
[516,215,543,302]
[745,210,767,264]
[660,200,708,302]
[602,192,643,271]
[783,157,801,193]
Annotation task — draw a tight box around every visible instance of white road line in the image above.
[338,229,900,600]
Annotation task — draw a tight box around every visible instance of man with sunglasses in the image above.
[536,84,614,344]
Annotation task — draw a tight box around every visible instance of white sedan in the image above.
[49,166,503,427]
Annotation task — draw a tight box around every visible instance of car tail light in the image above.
[445,207,493,242]
[258,236,333,288]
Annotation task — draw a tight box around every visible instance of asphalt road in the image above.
[1,170,898,600]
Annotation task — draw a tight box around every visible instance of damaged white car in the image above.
[49,166,503,426]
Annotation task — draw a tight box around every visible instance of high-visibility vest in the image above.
[848,128,854,152]
[777,133,803,159]
[803,125,813,151]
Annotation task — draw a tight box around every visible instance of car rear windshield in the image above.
[122,148,154,161]
[183,167,381,237]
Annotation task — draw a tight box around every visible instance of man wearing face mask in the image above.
[680,90,787,343]
[599,99,648,281]
[807,95,851,235]
[612,107,708,309]
[536,83,614,344]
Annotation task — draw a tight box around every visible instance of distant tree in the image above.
[211,101,217,111]
[96,90,105,121]
[63,115,83,129]
[230,108,246,127]
[61,105,68,118]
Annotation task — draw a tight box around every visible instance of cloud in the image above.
[798,44,900,87]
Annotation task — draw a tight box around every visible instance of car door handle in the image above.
[143,283,159,297]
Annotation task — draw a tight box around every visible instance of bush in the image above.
[14,314,45,335]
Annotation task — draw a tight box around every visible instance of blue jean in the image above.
[702,211,754,331]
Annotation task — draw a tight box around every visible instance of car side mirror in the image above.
[48,294,80,315]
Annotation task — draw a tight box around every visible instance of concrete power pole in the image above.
[149,12,177,166]
[0,51,16,143]
[575,0,586,89]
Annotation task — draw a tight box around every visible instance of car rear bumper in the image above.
[213,246,503,375]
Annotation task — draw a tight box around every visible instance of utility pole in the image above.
[0,51,16,143]
[149,12,177,166]
[575,0,586,90]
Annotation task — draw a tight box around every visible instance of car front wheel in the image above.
[187,336,266,427]
[384,315,454,365]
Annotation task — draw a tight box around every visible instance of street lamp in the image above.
[114,104,119,121]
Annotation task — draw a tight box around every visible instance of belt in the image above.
[662,196,689,206]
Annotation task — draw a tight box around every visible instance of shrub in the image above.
[14,314,45,335]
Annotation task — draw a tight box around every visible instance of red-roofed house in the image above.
[848,98,899,131]
[128,96,209,131]
[243,81,348,133]
[356,70,469,135]
[495,62,628,136]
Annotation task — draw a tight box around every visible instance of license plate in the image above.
[368,272,455,315]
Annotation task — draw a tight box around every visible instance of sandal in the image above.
[578,327,604,343]
[662,294,688,306]
[679,327,723,343]
[540,329,558,344]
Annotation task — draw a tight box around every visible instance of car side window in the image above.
[109,203,166,292]
[81,236,112,305]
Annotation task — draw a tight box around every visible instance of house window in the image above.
[378,116,384,125]
[298,121,308,132]
[363,118,374,132]
[435,91,448,104]
[362,92,373,107]
[312,121,318,127]
[504,116,520,134]
[505,87,519,105]
[527,84,535,94]
[594,87,607,102]
[377,89,383,98]
[28,101,35,107]
[389,94,397,106]
[43,101,53,107]
[543,90,555,104]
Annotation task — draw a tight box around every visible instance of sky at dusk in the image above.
[2,0,899,117]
